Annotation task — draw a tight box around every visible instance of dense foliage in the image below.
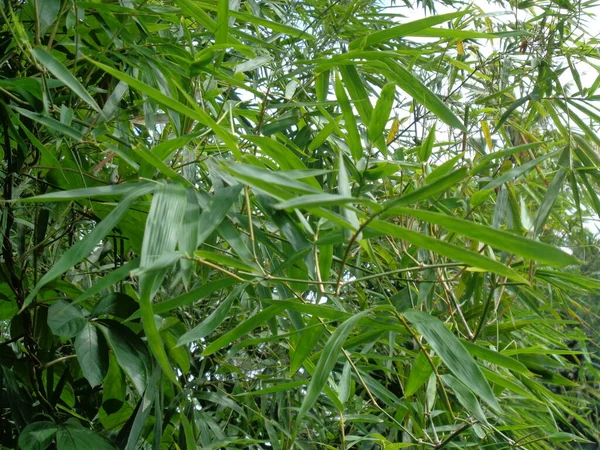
[1,0,600,448]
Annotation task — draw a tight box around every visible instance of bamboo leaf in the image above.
[32,47,102,115]
[368,83,396,143]
[297,311,370,424]
[387,207,579,267]
[202,304,288,356]
[402,310,500,412]
[369,220,528,282]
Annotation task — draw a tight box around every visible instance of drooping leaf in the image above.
[402,310,500,412]
[297,310,370,423]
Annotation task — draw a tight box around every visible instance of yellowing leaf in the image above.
[387,118,399,145]
[481,119,493,152]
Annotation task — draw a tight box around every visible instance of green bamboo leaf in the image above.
[290,316,324,376]
[483,151,557,191]
[461,340,532,375]
[383,167,468,209]
[349,12,466,49]
[411,28,495,39]
[442,374,488,423]
[402,310,500,412]
[202,304,288,356]
[387,207,579,267]
[88,59,240,159]
[130,144,190,184]
[297,311,370,424]
[74,259,139,304]
[369,220,528,282]
[470,142,545,175]
[405,351,436,397]
[139,183,187,385]
[418,124,436,162]
[14,183,150,202]
[22,184,154,310]
[237,380,306,396]
[177,286,244,347]
[227,163,320,198]
[339,156,362,237]
[215,0,229,45]
[273,194,369,210]
[532,168,566,237]
[368,83,396,143]
[179,188,200,288]
[185,0,315,39]
[31,47,102,115]
[127,278,238,320]
[381,60,465,131]
[334,72,363,161]
[12,106,83,140]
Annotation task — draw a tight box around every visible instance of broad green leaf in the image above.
[387,207,579,267]
[369,219,527,282]
[97,320,152,396]
[18,421,57,450]
[36,0,61,35]
[297,310,370,423]
[75,323,109,387]
[91,293,139,319]
[47,300,87,338]
[56,419,117,450]
[32,47,102,114]
[402,310,500,412]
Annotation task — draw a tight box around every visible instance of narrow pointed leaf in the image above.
[402,310,500,412]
